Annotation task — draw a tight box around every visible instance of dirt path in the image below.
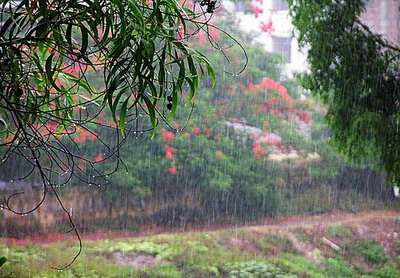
[3,210,399,246]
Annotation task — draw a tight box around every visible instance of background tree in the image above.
[286,0,400,185]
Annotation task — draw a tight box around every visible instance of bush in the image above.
[225,261,294,278]
[370,264,400,278]
[354,240,387,265]
[325,257,358,277]
[325,225,353,238]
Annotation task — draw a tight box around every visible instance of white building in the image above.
[224,0,308,77]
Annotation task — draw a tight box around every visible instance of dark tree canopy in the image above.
[287,0,400,185]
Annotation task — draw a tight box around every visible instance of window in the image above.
[273,0,289,10]
[273,37,292,63]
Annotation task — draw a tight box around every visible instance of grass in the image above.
[1,218,399,277]
[325,225,353,238]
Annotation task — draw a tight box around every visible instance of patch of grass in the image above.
[133,263,184,278]
[325,257,358,277]
[295,232,313,242]
[223,260,295,278]
[356,240,387,265]
[89,240,167,255]
[257,233,297,254]
[325,225,353,238]
[370,263,400,278]
[272,253,326,278]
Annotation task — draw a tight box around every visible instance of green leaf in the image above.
[45,53,60,91]
[0,256,6,267]
[127,0,144,29]
[141,95,156,138]
[119,97,130,137]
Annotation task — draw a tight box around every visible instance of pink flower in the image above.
[250,4,263,18]
[169,166,177,174]
[184,132,191,139]
[260,19,274,34]
[163,131,175,141]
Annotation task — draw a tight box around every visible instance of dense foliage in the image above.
[287,0,400,185]
[0,0,216,190]
[1,1,394,229]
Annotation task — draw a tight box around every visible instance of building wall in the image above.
[360,0,400,43]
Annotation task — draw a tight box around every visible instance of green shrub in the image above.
[273,254,326,278]
[91,240,167,255]
[370,264,400,278]
[355,240,387,265]
[225,261,295,278]
[325,257,358,277]
[325,225,353,238]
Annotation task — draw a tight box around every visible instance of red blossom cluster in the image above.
[165,145,178,160]
[252,142,267,159]
[163,131,175,141]
[192,128,201,135]
[94,153,103,162]
[169,166,177,174]
[74,129,89,144]
[246,78,294,114]
[295,110,311,123]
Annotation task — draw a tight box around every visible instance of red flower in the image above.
[184,132,191,139]
[252,143,267,159]
[94,153,103,162]
[163,131,175,141]
[216,151,223,159]
[204,129,212,137]
[263,121,270,127]
[192,128,200,135]
[165,152,174,160]
[296,110,311,123]
[169,166,177,174]
[90,133,97,141]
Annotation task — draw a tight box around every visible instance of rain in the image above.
[0,0,399,277]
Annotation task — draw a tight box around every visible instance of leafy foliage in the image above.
[0,0,217,187]
[287,0,400,184]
